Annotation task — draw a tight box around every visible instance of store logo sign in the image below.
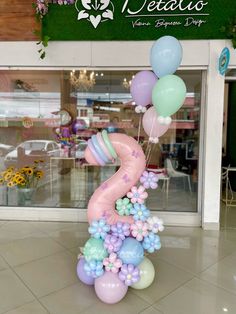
[75,0,209,29]
[75,0,114,28]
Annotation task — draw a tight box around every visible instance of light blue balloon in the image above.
[150,36,183,78]
[118,237,144,266]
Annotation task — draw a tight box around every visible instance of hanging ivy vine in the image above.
[32,0,75,59]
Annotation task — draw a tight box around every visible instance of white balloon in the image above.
[157,116,165,124]
[164,117,172,125]
[135,105,142,113]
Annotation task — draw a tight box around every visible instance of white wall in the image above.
[228,44,236,67]
[202,40,226,230]
[0,40,209,68]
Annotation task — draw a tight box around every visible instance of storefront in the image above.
[0,1,236,229]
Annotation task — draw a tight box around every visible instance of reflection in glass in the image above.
[0,70,202,212]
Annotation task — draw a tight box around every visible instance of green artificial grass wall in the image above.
[42,0,235,41]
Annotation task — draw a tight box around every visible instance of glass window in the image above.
[0,69,202,212]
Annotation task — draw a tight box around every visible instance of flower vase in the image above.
[17,188,35,206]
[0,186,8,206]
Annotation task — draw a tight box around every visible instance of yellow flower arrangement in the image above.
[0,167,15,187]
[5,161,44,189]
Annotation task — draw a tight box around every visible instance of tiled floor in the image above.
[0,221,236,313]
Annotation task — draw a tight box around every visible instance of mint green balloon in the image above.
[131,257,155,290]
[152,75,186,117]
[83,238,108,262]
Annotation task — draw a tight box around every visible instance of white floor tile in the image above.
[199,251,236,295]
[131,258,193,304]
[14,250,78,298]
[154,278,236,314]
[0,221,8,227]
[0,221,235,314]
[31,221,88,234]
[48,227,89,249]
[0,222,39,236]
[0,269,34,314]
[4,301,48,314]
[155,227,236,274]
[0,255,9,271]
[140,306,163,314]
[40,283,97,314]
[0,232,64,267]
[0,222,40,245]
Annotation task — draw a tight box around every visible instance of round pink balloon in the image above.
[142,106,169,139]
[95,271,128,304]
[130,71,157,107]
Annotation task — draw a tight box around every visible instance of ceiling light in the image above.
[70,70,96,91]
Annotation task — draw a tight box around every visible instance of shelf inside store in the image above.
[90,121,134,129]
[0,117,60,128]
[170,120,198,129]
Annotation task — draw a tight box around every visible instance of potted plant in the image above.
[6,161,44,206]
[0,167,16,205]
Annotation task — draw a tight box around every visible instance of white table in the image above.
[158,175,170,209]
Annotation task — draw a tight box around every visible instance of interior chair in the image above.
[165,158,192,193]
[221,165,233,204]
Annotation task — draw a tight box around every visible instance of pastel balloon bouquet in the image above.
[77,35,185,304]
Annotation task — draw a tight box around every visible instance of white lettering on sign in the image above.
[155,18,182,28]
[74,0,209,30]
[184,17,206,27]
[122,0,208,15]
[132,19,151,28]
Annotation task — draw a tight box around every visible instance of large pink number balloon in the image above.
[85,133,146,225]
[130,71,157,107]
[142,106,170,141]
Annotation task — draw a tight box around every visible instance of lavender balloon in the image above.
[76,257,95,285]
[130,71,157,107]
[72,119,86,134]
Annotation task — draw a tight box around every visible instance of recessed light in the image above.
[223,308,228,312]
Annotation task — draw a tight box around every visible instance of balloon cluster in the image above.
[131,36,186,143]
[77,172,164,304]
[55,119,86,147]
[77,131,164,304]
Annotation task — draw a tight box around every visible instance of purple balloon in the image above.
[95,271,128,304]
[76,257,94,285]
[72,119,86,133]
[130,71,157,107]
[61,127,71,138]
